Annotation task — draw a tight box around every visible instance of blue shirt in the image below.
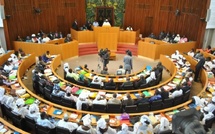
[148,95,162,102]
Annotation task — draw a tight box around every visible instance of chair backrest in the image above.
[138,102,150,112]
[150,99,163,111]
[76,80,86,86]
[56,126,71,134]
[92,104,106,113]
[11,111,24,129]
[81,103,89,111]
[104,85,116,90]
[25,115,36,131]
[183,90,190,103]
[163,98,174,108]
[66,77,77,84]
[4,104,12,119]
[36,124,56,134]
[76,130,91,134]
[173,95,183,106]
[51,94,62,104]
[204,117,215,131]
[139,83,149,88]
[148,79,157,87]
[61,97,75,108]
[44,87,52,100]
[159,129,173,134]
[106,103,122,113]
[90,83,101,89]
[125,105,137,113]
[121,84,134,90]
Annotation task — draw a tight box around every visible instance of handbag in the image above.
[120,112,130,120]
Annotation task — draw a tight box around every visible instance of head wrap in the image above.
[97,118,107,129]
[160,117,169,130]
[15,98,25,107]
[29,103,39,113]
[82,114,91,127]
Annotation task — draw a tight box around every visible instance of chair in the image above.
[81,103,89,111]
[159,129,173,134]
[104,85,116,90]
[51,94,62,104]
[90,83,101,89]
[106,104,122,113]
[76,80,86,86]
[121,84,134,90]
[204,117,215,132]
[125,105,138,113]
[38,80,45,94]
[44,87,52,100]
[76,130,91,134]
[139,83,148,88]
[66,77,77,84]
[150,99,163,111]
[11,111,25,129]
[61,97,75,108]
[91,104,106,113]
[173,95,183,106]
[35,124,56,134]
[148,79,157,87]
[1,104,6,118]
[157,72,162,82]
[4,104,12,120]
[138,102,150,112]
[163,98,174,108]
[183,90,190,102]
[25,115,36,131]
[56,126,71,134]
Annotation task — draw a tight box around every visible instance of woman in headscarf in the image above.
[27,103,40,121]
[77,114,96,134]
[117,123,133,134]
[96,118,116,134]
[76,93,92,110]
[12,98,28,118]
[133,115,154,134]
[153,117,170,133]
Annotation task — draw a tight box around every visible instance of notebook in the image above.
[53,109,63,115]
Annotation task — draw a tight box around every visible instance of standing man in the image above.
[72,19,78,30]
[102,49,110,69]
[123,50,133,74]
[194,56,205,82]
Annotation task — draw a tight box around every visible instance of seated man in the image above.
[37,112,55,129]
[102,19,111,27]
[108,93,121,104]
[120,77,133,89]
[122,94,134,106]
[57,113,78,132]
[170,86,183,98]
[104,78,116,89]
[134,75,146,89]
[134,94,148,105]
[116,65,125,75]
[91,76,103,87]
[100,67,109,75]
[66,68,79,81]
[148,89,162,103]
[92,94,107,105]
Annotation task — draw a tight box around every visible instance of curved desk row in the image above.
[0,50,14,66]
[18,53,208,118]
[13,40,78,60]
[138,38,196,60]
[0,118,29,134]
[52,54,177,93]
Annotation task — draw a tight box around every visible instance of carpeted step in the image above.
[79,43,98,56]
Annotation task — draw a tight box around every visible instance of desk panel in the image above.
[0,50,14,65]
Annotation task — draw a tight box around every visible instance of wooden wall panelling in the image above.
[4,0,86,49]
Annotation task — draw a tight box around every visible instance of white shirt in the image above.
[102,21,111,27]
[146,71,156,83]
[201,112,214,125]
[77,126,96,134]
[171,89,183,98]
[36,118,55,129]
[133,122,154,134]
[0,87,5,102]
[96,126,116,134]
[4,64,13,73]
[76,98,92,110]
[92,98,107,105]
[0,47,5,55]
[91,76,104,86]
[187,51,195,57]
[42,37,50,43]
[57,119,78,132]
[207,103,215,113]
[93,21,99,27]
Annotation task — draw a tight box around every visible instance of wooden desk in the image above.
[118,29,140,44]
[138,38,197,60]
[13,40,78,60]
[0,50,14,65]
[0,118,29,134]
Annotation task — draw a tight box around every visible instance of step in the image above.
[79,50,98,56]
[78,44,97,48]
[79,47,98,51]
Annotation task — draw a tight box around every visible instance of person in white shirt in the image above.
[116,65,126,75]
[37,112,55,129]
[102,19,111,27]
[63,63,70,74]
[0,45,6,55]
[153,117,170,133]
[92,94,107,105]
[117,123,133,134]
[200,106,214,125]
[0,87,5,102]
[126,26,133,31]
[108,93,121,104]
[187,49,195,57]
[171,87,183,98]
[64,92,77,102]
[76,93,92,110]
[91,76,104,87]
[146,68,156,83]
[57,113,78,132]
[77,114,96,134]
[3,61,14,73]
[27,103,40,121]
[96,118,116,134]
[171,50,181,60]
[93,20,99,27]
[174,34,180,43]
[133,115,154,134]
[12,98,28,118]
[206,96,215,113]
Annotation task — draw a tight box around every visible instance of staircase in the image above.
[78,44,98,56]
[117,44,138,56]
[78,43,138,56]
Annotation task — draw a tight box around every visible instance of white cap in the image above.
[160,117,169,129]
[83,117,91,127]
[16,98,25,107]
[29,104,39,113]
[121,123,128,132]
[212,96,215,102]
[140,115,151,124]
[97,118,107,129]
[204,106,209,112]
[31,34,36,37]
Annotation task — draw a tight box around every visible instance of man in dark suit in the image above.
[102,49,110,69]
[194,56,205,82]
[72,19,78,30]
